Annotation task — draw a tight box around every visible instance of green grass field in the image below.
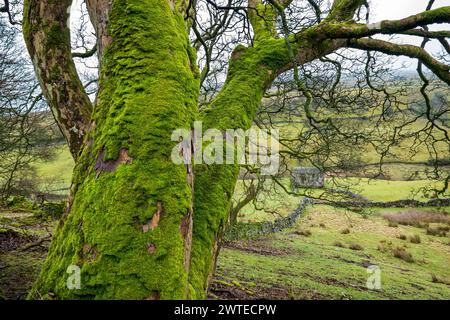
[213,205,450,299]
[34,146,74,193]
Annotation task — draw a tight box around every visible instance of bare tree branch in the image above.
[0,0,17,25]
[72,45,97,58]
[399,29,450,39]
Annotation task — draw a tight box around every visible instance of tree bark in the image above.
[27,0,199,299]
[22,0,450,300]
[25,2,345,296]
[23,0,92,159]
[188,37,345,298]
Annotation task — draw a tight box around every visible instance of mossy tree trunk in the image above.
[22,0,450,299]
[25,0,199,299]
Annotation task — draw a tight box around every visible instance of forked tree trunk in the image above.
[21,0,422,300]
[26,0,199,299]
[23,0,286,299]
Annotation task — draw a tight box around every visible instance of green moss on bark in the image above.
[248,3,277,43]
[188,39,292,298]
[25,0,353,300]
[187,29,346,297]
[29,0,199,300]
[325,0,365,21]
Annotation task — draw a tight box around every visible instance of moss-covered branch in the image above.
[23,0,93,159]
[248,0,278,43]
[399,29,450,39]
[348,38,450,85]
[311,6,450,40]
[326,0,366,21]
[188,35,345,298]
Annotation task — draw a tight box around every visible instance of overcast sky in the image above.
[370,0,450,20]
[375,0,450,19]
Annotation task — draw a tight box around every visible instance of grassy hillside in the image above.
[2,194,449,299]
[213,205,450,300]
[1,105,449,299]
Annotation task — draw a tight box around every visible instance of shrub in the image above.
[379,242,414,262]
[333,241,345,248]
[382,210,450,229]
[388,221,398,228]
[296,230,312,237]
[348,243,363,251]
[377,243,389,253]
[392,247,414,263]
[426,227,447,237]
[409,235,421,244]
[431,274,450,285]
[37,201,65,220]
[5,196,34,211]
